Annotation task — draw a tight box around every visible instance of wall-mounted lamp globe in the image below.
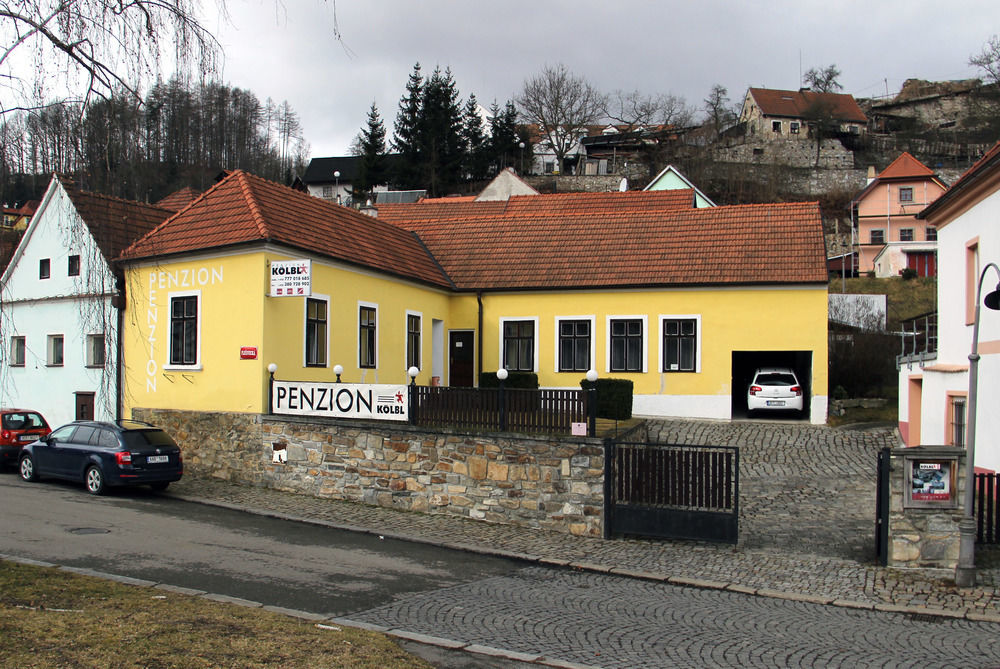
[333,364,343,383]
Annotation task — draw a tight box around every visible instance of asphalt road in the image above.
[3,472,1000,668]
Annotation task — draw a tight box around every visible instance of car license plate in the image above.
[766,400,785,407]
[18,434,36,442]
[147,455,169,464]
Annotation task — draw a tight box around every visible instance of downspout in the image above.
[114,274,125,422]
[477,291,484,386]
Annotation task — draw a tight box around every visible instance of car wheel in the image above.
[19,455,38,482]
[149,481,169,492]
[85,465,106,495]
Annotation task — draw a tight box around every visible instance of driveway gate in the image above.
[604,441,739,544]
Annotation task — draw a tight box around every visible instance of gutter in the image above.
[477,291,483,386]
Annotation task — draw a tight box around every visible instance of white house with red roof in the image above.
[898,140,1000,473]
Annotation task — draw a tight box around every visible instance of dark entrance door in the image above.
[75,392,95,420]
[448,331,474,387]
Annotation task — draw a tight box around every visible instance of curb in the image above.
[165,490,1000,625]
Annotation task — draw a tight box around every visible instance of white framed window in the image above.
[304,296,329,367]
[166,290,201,369]
[659,315,701,373]
[9,336,25,367]
[771,120,782,133]
[790,121,800,134]
[899,187,914,203]
[39,258,50,279]
[554,315,595,373]
[322,185,334,199]
[606,315,647,373]
[406,310,422,371]
[359,301,378,369]
[86,334,106,368]
[870,229,885,245]
[47,334,64,366]
[499,317,538,372]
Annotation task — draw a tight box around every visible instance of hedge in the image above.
[580,378,633,420]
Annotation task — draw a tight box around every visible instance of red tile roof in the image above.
[58,177,173,263]
[877,152,936,180]
[381,197,827,290]
[121,171,827,292]
[748,88,867,123]
[918,140,1000,221]
[155,187,202,212]
[120,170,453,289]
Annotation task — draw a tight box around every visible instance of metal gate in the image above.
[604,441,739,544]
[875,447,891,566]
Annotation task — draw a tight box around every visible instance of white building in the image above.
[898,141,1000,472]
[0,176,169,427]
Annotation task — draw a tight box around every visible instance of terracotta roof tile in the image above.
[876,152,936,180]
[155,187,202,212]
[749,87,867,123]
[58,177,172,263]
[121,170,453,289]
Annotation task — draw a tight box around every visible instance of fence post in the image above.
[408,367,418,426]
[603,437,615,539]
[588,385,597,437]
[498,378,506,432]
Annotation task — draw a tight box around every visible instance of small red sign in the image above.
[240,346,258,360]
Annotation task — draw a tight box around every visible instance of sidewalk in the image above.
[167,471,1000,623]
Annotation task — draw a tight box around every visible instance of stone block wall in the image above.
[888,446,967,569]
[133,409,605,537]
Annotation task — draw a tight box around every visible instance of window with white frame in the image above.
[662,318,698,372]
[609,318,643,372]
[899,187,914,203]
[305,298,328,367]
[926,226,937,241]
[86,334,105,367]
[790,121,800,134]
[949,395,967,447]
[322,185,334,199]
[870,229,885,245]
[169,293,199,367]
[359,304,377,368]
[39,258,50,279]
[899,228,914,242]
[9,336,25,367]
[47,334,64,366]
[503,319,535,371]
[558,319,591,372]
[771,120,782,133]
[406,313,421,370]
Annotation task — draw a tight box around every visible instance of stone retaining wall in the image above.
[133,408,605,537]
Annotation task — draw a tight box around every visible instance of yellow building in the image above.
[119,171,829,423]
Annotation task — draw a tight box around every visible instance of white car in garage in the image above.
[747,367,804,415]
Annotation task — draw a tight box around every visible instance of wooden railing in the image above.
[411,386,591,436]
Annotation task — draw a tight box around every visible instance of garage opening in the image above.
[732,351,812,420]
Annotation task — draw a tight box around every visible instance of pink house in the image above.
[851,152,948,277]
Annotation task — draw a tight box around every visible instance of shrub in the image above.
[580,378,633,420]
[901,268,918,280]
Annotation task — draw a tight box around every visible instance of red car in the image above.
[0,410,51,467]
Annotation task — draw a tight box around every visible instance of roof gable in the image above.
[877,152,936,180]
[121,170,453,289]
[918,140,1000,224]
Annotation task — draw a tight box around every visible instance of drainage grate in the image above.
[68,527,110,535]
[905,613,944,624]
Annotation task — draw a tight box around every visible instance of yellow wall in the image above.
[122,248,828,419]
[122,251,454,416]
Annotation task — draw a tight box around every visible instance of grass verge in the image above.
[0,560,432,669]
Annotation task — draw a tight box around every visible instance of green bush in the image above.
[901,268,918,280]
[580,378,633,420]
[480,371,539,389]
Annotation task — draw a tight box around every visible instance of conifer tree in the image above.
[354,101,387,203]
[391,63,424,189]
[418,67,465,196]
[462,94,490,182]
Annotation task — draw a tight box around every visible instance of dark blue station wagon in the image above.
[19,420,183,495]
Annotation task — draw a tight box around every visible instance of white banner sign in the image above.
[272,381,409,421]
[270,259,312,297]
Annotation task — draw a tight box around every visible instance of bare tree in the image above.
[970,34,1000,85]
[515,63,605,174]
[0,0,221,115]
[702,84,735,137]
[604,90,692,132]
[803,64,842,93]
[801,64,843,167]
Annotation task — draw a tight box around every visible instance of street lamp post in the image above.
[334,170,341,204]
[267,363,277,414]
[956,262,1000,587]
[518,142,525,175]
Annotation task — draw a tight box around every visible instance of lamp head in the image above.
[267,363,277,374]
[408,366,419,379]
[333,364,344,376]
[586,369,598,383]
[985,283,1000,311]
[496,368,509,381]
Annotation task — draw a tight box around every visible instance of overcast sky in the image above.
[208,0,996,158]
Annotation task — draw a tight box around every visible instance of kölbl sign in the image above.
[271,380,408,421]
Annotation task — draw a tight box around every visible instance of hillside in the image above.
[828,276,936,329]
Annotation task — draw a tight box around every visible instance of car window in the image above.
[1,413,26,430]
[92,429,119,449]
[48,425,77,442]
[72,426,96,444]
[122,430,176,449]
[755,373,797,386]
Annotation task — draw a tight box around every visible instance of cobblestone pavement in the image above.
[167,419,1000,622]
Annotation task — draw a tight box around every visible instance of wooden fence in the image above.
[411,386,591,436]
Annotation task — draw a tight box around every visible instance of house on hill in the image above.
[0,176,171,426]
[851,152,948,277]
[118,170,830,425]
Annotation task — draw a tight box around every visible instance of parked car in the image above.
[747,367,804,415]
[19,420,183,495]
[0,409,51,468]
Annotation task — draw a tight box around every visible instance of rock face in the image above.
[133,409,605,537]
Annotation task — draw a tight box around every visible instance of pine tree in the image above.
[462,94,490,182]
[489,100,523,174]
[391,63,424,189]
[418,67,465,197]
[354,101,387,203]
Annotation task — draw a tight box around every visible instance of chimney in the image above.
[360,199,378,218]
[866,165,876,185]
